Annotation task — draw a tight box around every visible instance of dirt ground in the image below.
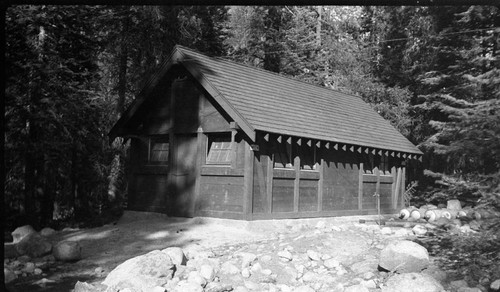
[6,211,394,292]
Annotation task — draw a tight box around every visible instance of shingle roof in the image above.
[111,45,422,156]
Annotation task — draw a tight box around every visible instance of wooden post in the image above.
[394,167,402,209]
[318,158,324,212]
[391,166,397,209]
[401,167,406,209]
[358,162,363,210]
[243,142,254,220]
[266,155,273,213]
[193,127,204,216]
[293,155,300,213]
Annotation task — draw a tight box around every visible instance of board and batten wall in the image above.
[250,132,406,220]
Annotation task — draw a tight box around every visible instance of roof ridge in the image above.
[174,45,365,102]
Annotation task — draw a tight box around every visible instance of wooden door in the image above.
[170,134,198,216]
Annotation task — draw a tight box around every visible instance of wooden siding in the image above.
[250,133,404,219]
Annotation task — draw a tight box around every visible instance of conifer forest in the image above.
[4,5,500,282]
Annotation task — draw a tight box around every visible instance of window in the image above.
[273,141,293,169]
[148,137,169,164]
[206,133,232,165]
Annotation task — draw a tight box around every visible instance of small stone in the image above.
[261,255,272,262]
[23,262,36,273]
[324,258,340,269]
[361,279,377,289]
[221,262,240,275]
[151,287,165,292]
[73,281,97,292]
[239,252,257,268]
[34,268,43,275]
[302,271,316,282]
[262,269,272,276]
[278,250,293,261]
[40,227,56,237]
[412,225,428,236]
[307,250,321,261]
[394,228,411,236]
[242,268,251,278]
[450,280,469,290]
[244,280,260,290]
[187,271,207,287]
[457,288,482,292]
[315,221,326,229]
[162,247,187,266]
[234,286,249,292]
[94,267,104,274]
[362,271,375,280]
[331,226,342,232]
[382,273,443,292]
[200,264,215,281]
[250,262,262,273]
[381,227,392,235]
[293,285,315,292]
[345,284,370,292]
[175,280,204,292]
[491,279,500,291]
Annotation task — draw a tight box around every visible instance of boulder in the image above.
[379,240,429,273]
[381,273,444,292]
[162,247,187,266]
[40,227,56,237]
[15,233,52,258]
[53,241,81,262]
[491,279,500,291]
[11,225,36,243]
[174,280,204,292]
[221,261,240,275]
[4,267,17,284]
[4,242,18,259]
[102,250,175,292]
[74,281,102,292]
[200,264,215,281]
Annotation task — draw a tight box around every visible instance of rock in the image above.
[422,265,448,283]
[244,280,260,290]
[306,250,321,261]
[34,268,43,275]
[447,199,462,210]
[103,250,175,292]
[238,252,257,268]
[345,284,370,292]
[74,281,100,292]
[315,221,326,229]
[381,227,392,235]
[250,262,262,273]
[162,247,187,266]
[200,264,215,281]
[241,268,251,278]
[302,271,316,282]
[457,288,482,292]
[16,233,52,258]
[293,285,315,292]
[450,280,469,290]
[187,271,207,287]
[234,286,249,292]
[278,250,293,261]
[53,241,81,262]
[260,255,272,262]
[11,225,36,243]
[4,267,17,284]
[350,260,378,274]
[221,261,240,275]
[412,225,427,236]
[205,282,233,292]
[381,273,444,292]
[94,267,105,274]
[4,242,18,258]
[379,240,429,273]
[40,227,56,237]
[174,280,204,292]
[491,279,500,291]
[23,262,36,273]
[324,258,340,269]
[152,287,166,292]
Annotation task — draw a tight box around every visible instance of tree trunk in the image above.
[316,6,322,47]
[116,16,129,116]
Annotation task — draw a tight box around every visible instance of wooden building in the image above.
[109,45,422,220]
